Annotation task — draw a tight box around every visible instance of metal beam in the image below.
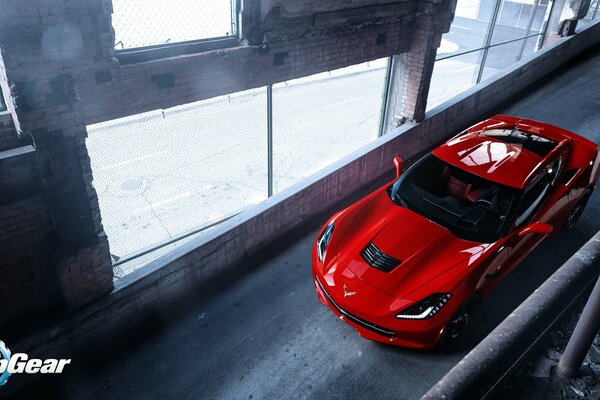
[267,84,274,197]
[477,0,504,84]
[378,56,394,137]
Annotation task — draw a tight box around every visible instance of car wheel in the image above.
[564,189,592,231]
[440,294,480,345]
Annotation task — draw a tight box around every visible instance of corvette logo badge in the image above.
[343,284,357,297]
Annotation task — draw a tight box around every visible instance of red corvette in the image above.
[312,115,599,349]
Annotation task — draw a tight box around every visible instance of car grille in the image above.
[315,278,396,338]
[361,242,401,273]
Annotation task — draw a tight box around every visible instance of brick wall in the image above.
[0,114,19,149]
[0,196,59,331]
[79,0,455,124]
[0,0,115,333]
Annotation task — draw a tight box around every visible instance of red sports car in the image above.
[312,115,599,349]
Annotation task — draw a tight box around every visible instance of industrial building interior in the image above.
[0,0,599,398]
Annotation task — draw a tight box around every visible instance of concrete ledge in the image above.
[0,145,35,161]
[5,21,600,397]
[422,231,600,400]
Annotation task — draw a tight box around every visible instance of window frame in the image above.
[514,174,551,227]
[114,0,239,64]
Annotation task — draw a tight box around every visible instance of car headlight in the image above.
[317,221,334,262]
[395,293,452,320]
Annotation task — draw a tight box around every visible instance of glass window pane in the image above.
[585,0,600,20]
[112,0,234,49]
[480,36,539,80]
[437,0,497,59]
[272,60,387,193]
[428,50,483,111]
[577,0,599,31]
[87,88,267,275]
[490,0,550,45]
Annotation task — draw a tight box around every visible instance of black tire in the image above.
[440,294,481,345]
[564,189,592,231]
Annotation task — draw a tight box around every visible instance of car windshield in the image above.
[389,154,519,243]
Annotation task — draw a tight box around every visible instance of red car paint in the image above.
[312,115,600,349]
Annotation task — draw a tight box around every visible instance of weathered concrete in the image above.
[558,269,600,376]
[382,14,446,126]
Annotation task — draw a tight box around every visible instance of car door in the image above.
[502,158,564,274]
[541,148,571,226]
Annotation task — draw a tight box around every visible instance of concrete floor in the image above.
[12,46,600,400]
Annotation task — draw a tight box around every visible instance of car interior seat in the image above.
[442,167,482,202]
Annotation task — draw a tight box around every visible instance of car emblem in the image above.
[343,284,357,297]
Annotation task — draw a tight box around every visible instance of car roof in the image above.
[432,132,543,189]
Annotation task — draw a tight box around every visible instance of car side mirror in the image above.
[393,157,404,179]
[518,222,553,237]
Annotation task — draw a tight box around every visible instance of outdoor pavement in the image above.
[14,42,600,400]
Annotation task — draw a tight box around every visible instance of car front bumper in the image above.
[312,257,453,350]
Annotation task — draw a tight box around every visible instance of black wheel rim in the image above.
[448,311,470,339]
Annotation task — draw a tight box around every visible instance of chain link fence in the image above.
[272,60,387,194]
[88,88,267,278]
[112,0,235,50]
[87,61,387,279]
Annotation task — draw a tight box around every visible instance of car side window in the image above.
[561,168,579,185]
[514,174,551,227]
[548,157,562,186]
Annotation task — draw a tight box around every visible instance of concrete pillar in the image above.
[0,0,115,331]
[382,18,443,131]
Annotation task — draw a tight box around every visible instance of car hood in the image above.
[335,191,486,299]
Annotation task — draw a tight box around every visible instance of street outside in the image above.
[88,13,545,278]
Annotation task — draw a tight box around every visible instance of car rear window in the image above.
[478,129,556,157]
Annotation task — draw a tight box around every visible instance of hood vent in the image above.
[361,242,401,273]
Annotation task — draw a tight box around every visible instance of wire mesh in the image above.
[271,59,387,194]
[112,0,235,50]
[87,87,267,278]
[87,61,390,279]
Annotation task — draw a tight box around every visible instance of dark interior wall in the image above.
[0,0,115,334]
